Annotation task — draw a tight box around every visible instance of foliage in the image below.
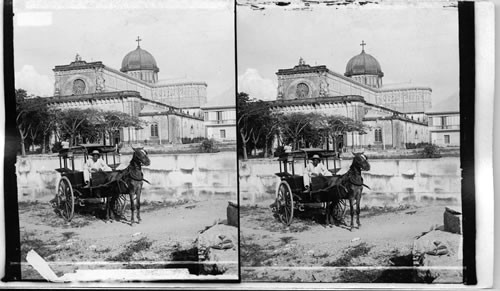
[15,89,54,155]
[237,92,276,159]
[421,144,441,158]
[405,142,431,149]
[57,108,101,146]
[51,142,63,153]
[277,112,323,150]
[98,111,143,146]
[181,137,205,144]
[199,138,219,153]
[274,145,285,157]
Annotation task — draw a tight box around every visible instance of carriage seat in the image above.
[284,175,304,193]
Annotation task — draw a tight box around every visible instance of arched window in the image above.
[151,123,159,137]
[374,128,383,143]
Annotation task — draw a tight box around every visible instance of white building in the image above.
[269,43,432,150]
[202,105,236,141]
[427,94,460,147]
[46,39,207,145]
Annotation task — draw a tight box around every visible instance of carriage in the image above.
[53,144,127,222]
[273,148,349,226]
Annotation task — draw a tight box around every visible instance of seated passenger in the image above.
[303,154,332,192]
[83,150,111,184]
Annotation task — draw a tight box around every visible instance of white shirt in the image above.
[305,161,332,177]
[85,158,111,173]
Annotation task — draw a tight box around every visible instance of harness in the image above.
[127,159,144,182]
[337,164,370,195]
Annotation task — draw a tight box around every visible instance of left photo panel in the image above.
[10,0,237,282]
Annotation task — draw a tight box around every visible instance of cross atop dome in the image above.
[360,40,366,52]
[136,36,142,48]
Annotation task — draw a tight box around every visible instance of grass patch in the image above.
[240,237,280,267]
[20,231,59,261]
[106,237,153,262]
[323,242,372,267]
[279,236,295,245]
[360,204,414,218]
[61,232,76,240]
[140,199,192,213]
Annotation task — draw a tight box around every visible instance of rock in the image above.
[197,224,238,275]
[443,207,462,234]
[227,201,238,227]
[413,230,462,283]
[351,237,361,242]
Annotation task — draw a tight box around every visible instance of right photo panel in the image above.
[237,3,462,283]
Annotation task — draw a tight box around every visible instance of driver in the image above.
[303,154,332,192]
[83,150,111,184]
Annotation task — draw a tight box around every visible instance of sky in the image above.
[13,0,235,106]
[237,4,460,111]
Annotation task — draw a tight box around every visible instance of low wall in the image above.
[16,152,237,202]
[239,157,461,207]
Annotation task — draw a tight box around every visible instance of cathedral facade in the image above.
[270,43,431,150]
[46,39,207,145]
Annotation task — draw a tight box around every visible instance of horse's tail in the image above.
[142,178,151,185]
[362,183,371,190]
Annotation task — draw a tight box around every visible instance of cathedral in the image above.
[44,38,206,145]
[270,42,432,150]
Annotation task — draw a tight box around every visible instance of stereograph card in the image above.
[0,0,496,289]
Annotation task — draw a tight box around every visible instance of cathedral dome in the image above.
[120,46,159,73]
[344,48,383,77]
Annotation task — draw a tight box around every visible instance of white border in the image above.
[474,1,495,288]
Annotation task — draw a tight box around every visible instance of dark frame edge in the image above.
[458,0,477,285]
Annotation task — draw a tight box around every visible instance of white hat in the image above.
[311,154,321,160]
[90,150,100,156]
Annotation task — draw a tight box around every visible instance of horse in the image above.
[105,146,150,225]
[325,152,370,230]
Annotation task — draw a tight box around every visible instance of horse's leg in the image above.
[349,197,355,230]
[356,189,362,228]
[104,197,110,221]
[109,195,116,222]
[136,182,143,223]
[129,187,136,225]
[325,202,331,226]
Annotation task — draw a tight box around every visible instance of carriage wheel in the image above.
[276,181,294,226]
[112,194,127,217]
[57,177,74,221]
[332,199,347,224]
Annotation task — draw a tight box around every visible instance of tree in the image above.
[237,92,253,160]
[15,89,49,155]
[261,112,281,158]
[237,92,278,159]
[57,108,101,146]
[277,112,323,150]
[99,111,143,146]
[39,108,59,154]
[318,115,368,152]
[247,100,273,157]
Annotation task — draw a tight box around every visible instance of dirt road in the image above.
[19,198,231,280]
[240,198,461,283]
